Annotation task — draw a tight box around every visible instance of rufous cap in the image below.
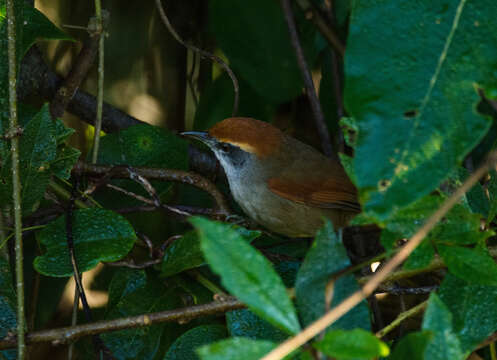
[208,117,282,157]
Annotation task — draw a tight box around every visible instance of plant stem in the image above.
[376,300,428,338]
[6,0,25,357]
[91,0,104,164]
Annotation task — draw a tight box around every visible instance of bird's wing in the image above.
[267,177,360,211]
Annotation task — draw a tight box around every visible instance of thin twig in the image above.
[154,0,239,116]
[74,162,231,214]
[49,19,102,119]
[6,0,25,357]
[261,151,497,360]
[281,0,334,158]
[297,0,345,57]
[0,298,244,349]
[376,300,428,338]
[91,4,107,163]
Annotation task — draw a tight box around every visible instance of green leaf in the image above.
[34,208,136,277]
[106,268,147,311]
[0,257,17,360]
[388,331,433,360]
[422,293,464,360]
[162,231,205,277]
[438,245,497,286]
[21,6,72,57]
[402,239,435,270]
[446,167,490,216]
[345,0,494,219]
[209,0,303,103]
[51,145,81,180]
[226,309,287,342]
[0,104,57,215]
[164,325,227,360]
[438,274,497,354]
[94,123,188,207]
[103,274,181,360]
[314,329,390,359]
[295,220,370,330]
[162,228,261,278]
[197,338,277,360]
[191,217,301,335]
[95,123,188,169]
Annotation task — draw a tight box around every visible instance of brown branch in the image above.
[20,47,141,133]
[73,162,231,215]
[154,0,239,116]
[261,150,497,360]
[19,47,220,175]
[49,19,102,119]
[0,298,244,350]
[280,0,335,158]
[297,0,345,57]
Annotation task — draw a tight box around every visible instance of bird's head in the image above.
[181,117,284,174]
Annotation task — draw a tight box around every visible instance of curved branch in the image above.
[73,162,231,215]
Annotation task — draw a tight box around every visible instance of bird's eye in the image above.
[219,143,231,152]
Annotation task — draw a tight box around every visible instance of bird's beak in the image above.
[180,131,216,147]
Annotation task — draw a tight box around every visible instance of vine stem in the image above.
[261,150,497,360]
[91,0,105,164]
[6,0,25,358]
[376,300,428,338]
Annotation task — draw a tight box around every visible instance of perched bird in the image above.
[182,117,359,237]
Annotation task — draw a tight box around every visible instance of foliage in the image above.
[0,0,497,359]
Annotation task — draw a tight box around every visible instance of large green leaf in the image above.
[21,5,72,57]
[197,338,277,360]
[226,309,287,342]
[438,274,497,355]
[438,245,497,286]
[103,272,181,360]
[295,220,370,330]
[388,331,433,360]
[314,329,389,360]
[208,0,303,103]
[345,0,495,219]
[0,104,57,214]
[94,123,189,207]
[191,217,301,335]
[422,293,464,360]
[34,208,136,277]
[164,325,227,360]
[161,228,261,278]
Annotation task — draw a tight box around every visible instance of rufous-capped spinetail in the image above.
[182,117,359,237]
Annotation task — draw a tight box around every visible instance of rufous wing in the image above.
[267,177,360,212]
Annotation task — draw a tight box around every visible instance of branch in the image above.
[49,18,103,119]
[73,162,231,215]
[19,47,220,175]
[376,300,428,338]
[6,0,26,357]
[297,0,345,57]
[261,150,497,360]
[0,298,244,350]
[281,0,335,158]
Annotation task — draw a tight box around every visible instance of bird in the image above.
[182,117,360,237]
